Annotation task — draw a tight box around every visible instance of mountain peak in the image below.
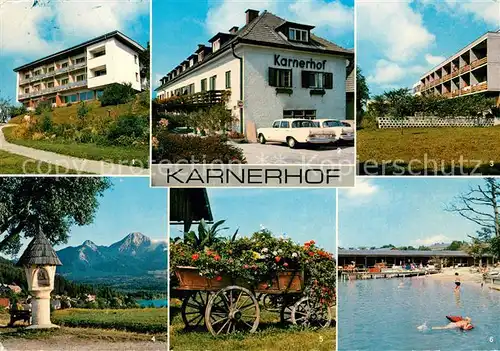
[124,232,150,245]
[82,240,98,251]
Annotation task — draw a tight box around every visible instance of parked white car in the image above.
[312,119,354,142]
[257,119,336,148]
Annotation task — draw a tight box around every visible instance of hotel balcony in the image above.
[18,80,87,100]
[19,62,87,85]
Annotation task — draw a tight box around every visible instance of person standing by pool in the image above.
[481,266,488,288]
[454,272,461,291]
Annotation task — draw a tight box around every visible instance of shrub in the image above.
[153,132,246,164]
[77,102,90,120]
[99,83,135,107]
[10,104,27,117]
[40,113,53,133]
[35,100,53,115]
[107,114,149,145]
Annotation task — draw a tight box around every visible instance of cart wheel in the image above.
[291,297,332,328]
[280,301,294,324]
[205,286,260,336]
[262,294,283,312]
[181,291,210,329]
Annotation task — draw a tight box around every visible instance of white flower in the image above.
[261,248,269,253]
[292,252,298,258]
[273,251,278,256]
[278,249,283,254]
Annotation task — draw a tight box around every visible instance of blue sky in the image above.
[358,0,500,96]
[169,188,337,253]
[56,177,167,250]
[0,0,150,103]
[152,0,354,91]
[339,178,488,249]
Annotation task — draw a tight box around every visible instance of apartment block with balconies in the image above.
[413,31,500,103]
[14,31,145,109]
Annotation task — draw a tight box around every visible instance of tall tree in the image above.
[356,67,370,126]
[0,98,12,123]
[139,41,151,89]
[0,178,111,255]
[447,178,500,238]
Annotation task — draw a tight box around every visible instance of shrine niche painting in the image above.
[36,268,50,288]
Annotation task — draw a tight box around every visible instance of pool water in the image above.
[339,277,500,350]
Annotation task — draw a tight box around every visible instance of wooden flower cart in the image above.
[174,266,332,336]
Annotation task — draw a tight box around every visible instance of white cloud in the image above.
[0,2,56,56]
[0,0,149,56]
[288,0,353,33]
[342,178,378,198]
[367,59,428,85]
[425,53,446,66]
[357,0,435,61]
[411,234,452,246]
[205,0,353,36]
[424,0,500,27]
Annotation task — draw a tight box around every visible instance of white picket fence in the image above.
[377,116,497,129]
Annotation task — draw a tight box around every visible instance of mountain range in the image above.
[56,232,167,280]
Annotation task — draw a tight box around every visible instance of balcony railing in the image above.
[18,80,87,99]
[471,82,488,93]
[155,89,232,113]
[451,70,459,78]
[471,57,488,70]
[460,65,471,74]
[19,62,87,84]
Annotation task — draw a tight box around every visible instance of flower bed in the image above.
[170,230,336,306]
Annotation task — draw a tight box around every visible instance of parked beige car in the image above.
[313,119,354,142]
[257,119,336,148]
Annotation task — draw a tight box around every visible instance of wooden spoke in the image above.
[181,291,211,330]
[205,286,260,336]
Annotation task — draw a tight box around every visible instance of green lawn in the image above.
[357,127,500,175]
[52,308,167,334]
[170,307,336,351]
[0,149,75,174]
[3,127,148,168]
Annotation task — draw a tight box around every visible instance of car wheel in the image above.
[259,134,266,144]
[287,137,297,149]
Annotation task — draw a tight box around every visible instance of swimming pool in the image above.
[339,277,500,350]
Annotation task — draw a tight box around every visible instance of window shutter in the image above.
[324,73,333,89]
[302,71,310,88]
[288,69,293,87]
[269,68,277,87]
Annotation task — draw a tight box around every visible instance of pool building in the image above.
[338,249,495,268]
[14,31,146,110]
[155,9,354,136]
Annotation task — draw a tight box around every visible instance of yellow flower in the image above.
[252,251,261,260]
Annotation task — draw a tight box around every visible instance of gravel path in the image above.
[0,338,166,351]
[0,125,149,175]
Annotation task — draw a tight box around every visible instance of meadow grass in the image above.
[3,127,148,168]
[51,308,167,334]
[170,308,336,351]
[0,149,74,174]
[357,127,500,174]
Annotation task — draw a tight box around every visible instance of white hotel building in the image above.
[14,31,145,109]
[155,9,354,135]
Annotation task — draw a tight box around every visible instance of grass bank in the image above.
[3,127,148,168]
[357,127,500,175]
[170,308,336,351]
[51,308,167,334]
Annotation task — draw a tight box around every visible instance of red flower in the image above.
[191,253,200,261]
[283,262,289,267]
[262,283,268,289]
[243,264,249,269]
[275,256,281,263]
[216,276,222,281]
[308,251,315,257]
[214,255,221,261]
[310,240,316,245]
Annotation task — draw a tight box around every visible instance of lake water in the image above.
[339,277,500,350]
[136,299,167,308]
